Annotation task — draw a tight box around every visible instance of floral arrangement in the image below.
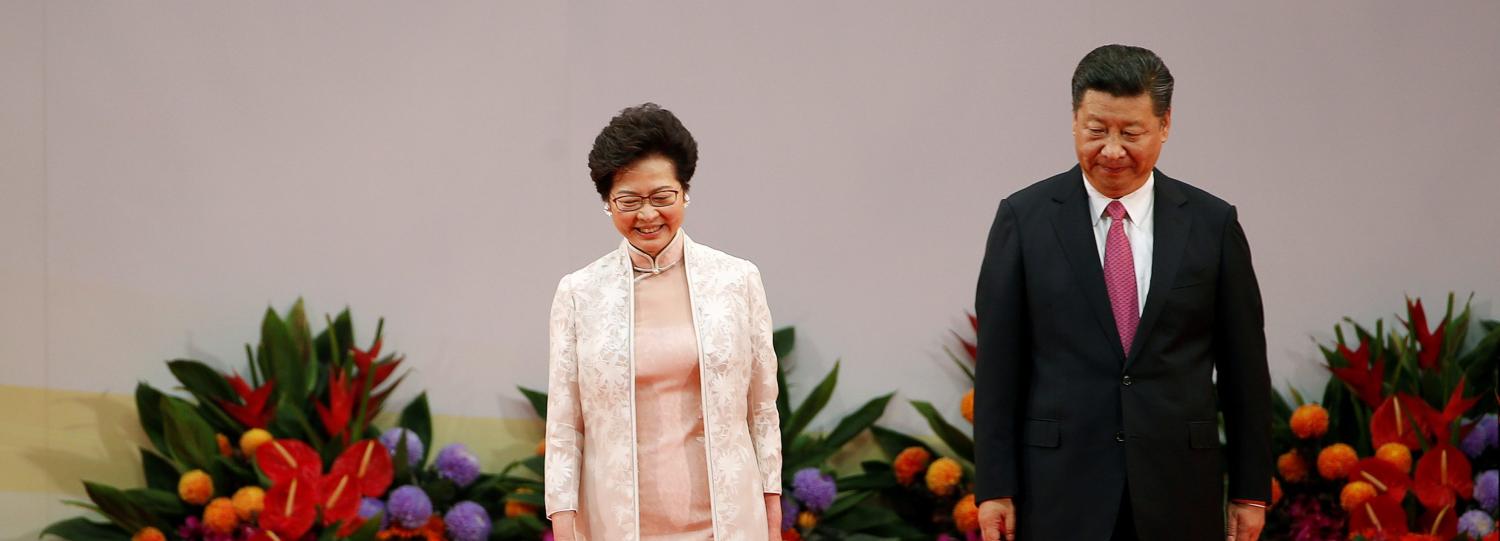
[833,314,980,540]
[41,300,543,541]
[1267,295,1499,541]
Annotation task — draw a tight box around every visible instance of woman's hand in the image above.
[765,493,782,540]
[550,511,576,541]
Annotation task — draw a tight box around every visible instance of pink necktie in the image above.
[1104,201,1139,356]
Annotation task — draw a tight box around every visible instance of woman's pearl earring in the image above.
[603,207,612,216]
[684,195,691,208]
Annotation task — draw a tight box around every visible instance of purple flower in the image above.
[780,496,799,530]
[436,443,483,487]
[380,427,426,467]
[1461,414,1497,458]
[1459,508,1495,538]
[177,516,205,540]
[1284,495,1345,541]
[359,497,388,529]
[542,530,555,541]
[387,485,434,529]
[1477,469,1499,513]
[791,468,837,512]
[445,500,494,541]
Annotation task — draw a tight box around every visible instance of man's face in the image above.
[1073,90,1170,198]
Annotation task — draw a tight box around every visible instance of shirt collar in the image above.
[626,228,687,272]
[1084,172,1155,228]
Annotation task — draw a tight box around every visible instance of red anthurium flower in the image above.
[1329,338,1385,407]
[1431,379,1481,444]
[1350,458,1412,502]
[329,439,394,497]
[1419,504,1458,540]
[1405,298,1446,371]
[1413,444,1474,509]
[261,473,318,540]
[1348,495,1409,537]
[319,471,362,527]
[255,439,322,485]
[1371,393,1438,450]
[217,374,276,429]
[315,367,356,441]
[370,355,403,388]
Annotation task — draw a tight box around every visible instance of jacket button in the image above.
[1114,432,1126,443]
[1122,374,1133,386]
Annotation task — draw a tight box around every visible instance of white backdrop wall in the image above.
[3,0,1499,533]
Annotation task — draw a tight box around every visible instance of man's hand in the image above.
[550,511,576,541]
[978,497,1016,541]
[1226,502,1265,541]
[765,493,783,540]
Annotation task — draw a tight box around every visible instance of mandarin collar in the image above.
[625,228,687,273]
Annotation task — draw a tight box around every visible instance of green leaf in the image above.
[139,448,180,492]
[910,400,975,461]
[821,503,902,532]
[262,307,310,404]
[398,392,433,466]
[166,360,236,402]
[943,345,976,383]
[772,326,795,360]
[1287,386,1306,407]
[784,361,839,447]
[38,517,129,541]
[134,383,170,457]
[507,490,545,507]
[776,362,791,429]
[518,386,548,418]
[870,425,934,460]
[836,470,897,491]
[821,491,873,519]
[82,481,152,531]
[160,396,218,471]
[821,393,893,450]
[285,298,315,368]
[123,488,184,516]
[346,513,383,541]
[520,455,545,477]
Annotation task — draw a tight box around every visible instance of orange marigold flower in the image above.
[953,494,979,533]
[1270,478,1282,508]
[1290,404,1330,439]
[1277,451,1309,483]
[239,428,273,457]
[961,389,975,424]
[1317,443,1359,480]
[505,487,539,517]
[797,511,817,530]
[535,439,546,456]
[178,469,214,505]
[132,527,166,541]
[232,486,264,521]
[216,433,234,458]
[893,446,932,485]
[1340,481,1378,511]
[1376,442,1413,473]
[926,457,963,496]
[203,497,239,534]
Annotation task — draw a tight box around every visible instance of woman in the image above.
[545,103,783,541]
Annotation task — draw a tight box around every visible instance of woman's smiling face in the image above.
[607,154,686,256]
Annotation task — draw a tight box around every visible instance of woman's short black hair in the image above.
[1071,44,1174,118]
[588,103,699,200]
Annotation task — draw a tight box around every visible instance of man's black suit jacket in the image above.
[974,166,1272,541]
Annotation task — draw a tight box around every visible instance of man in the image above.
[973,44,1271,541]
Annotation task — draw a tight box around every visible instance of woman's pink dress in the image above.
[630,234,714,540]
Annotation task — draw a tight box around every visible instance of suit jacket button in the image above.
[1114,431,1126,443]
[1122,375,1133,386]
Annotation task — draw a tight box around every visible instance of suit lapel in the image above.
[1049,167,1128,361]
[1126,172,1191,367]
